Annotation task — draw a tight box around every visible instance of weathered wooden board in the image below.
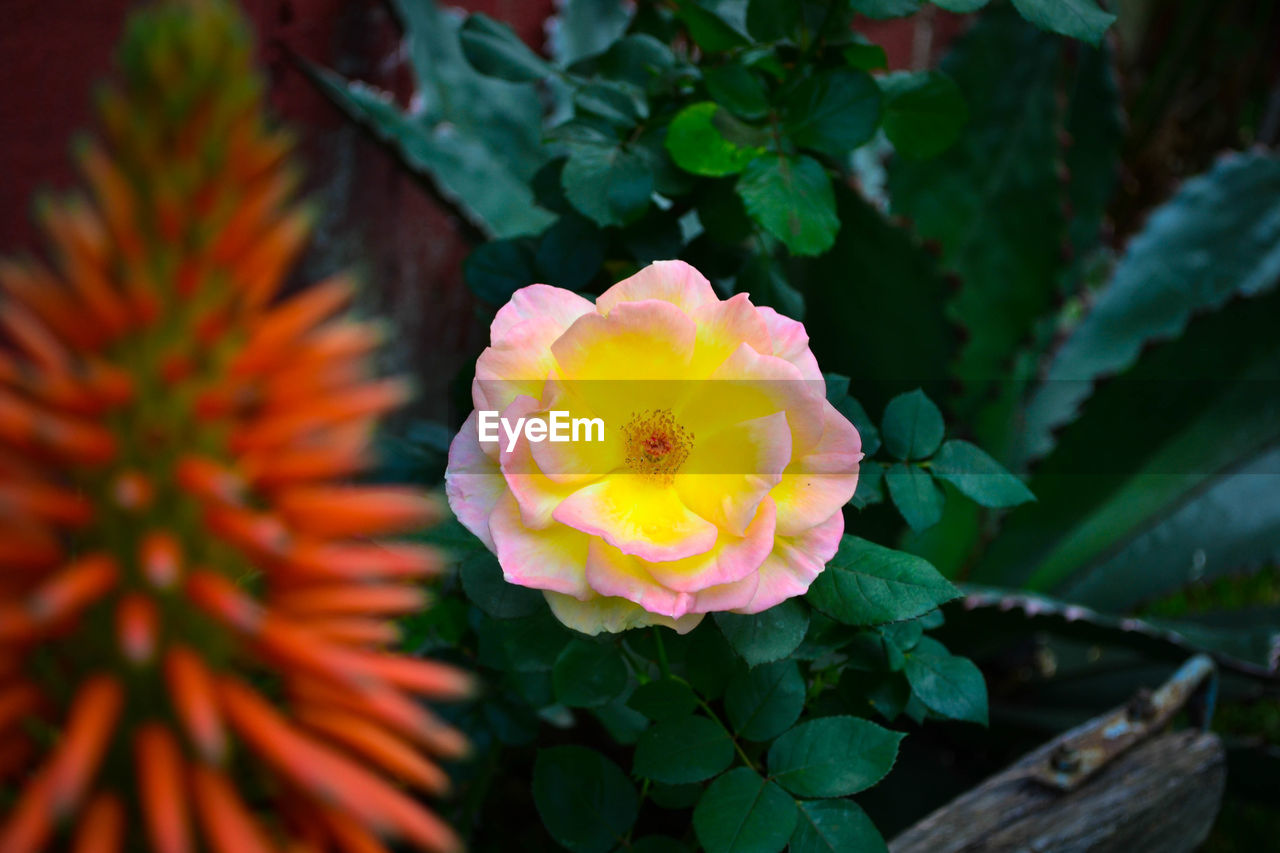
[890,728,1225,853]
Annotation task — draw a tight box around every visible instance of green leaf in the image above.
[887,7,1064,413]
[724,660,805,741]
[552,639,629,707]
[768,716,904,797]
[714,600,809,666]
[304,67,552,239]
[459,550,542,618]
[783,69,882,158]
[627,678,698,722]
[878,71,967,159]
[790,799,887,853]
[667,102,764,177]
[1010,0,1116,44]
[904,636,988,724]
[459,13,553,81]
[931,440,1034,507]
[693,768,799,853]
[635,716,735,784]
[850,0,922,19]
[975,286,1280,607]
[548,0,633,65]
[533,746,638,853]
[594,695,650,745]
[674,1,750,52]
[746,0,800,42]
[1019,152,1280,463]
[463,238,536,305]
[585,34,678,91]
[881,389,945,460]
[825,374,881,456]
[561,143,654,227]
[705,63,771,120]
[737,154,839,256]
[573,80,646,127]
[850,461,885,509]
[494,608,574,672]
[808,535,960,625]
[958,584,1280,677]
[886,464,945,531]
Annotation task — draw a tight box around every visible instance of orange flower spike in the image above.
[70,792,125,853]
[305,618,403,647]
[298,706,451,795]
[0,768,57,853]
[234,377,409,452]
[47,675,124,817]
[0,300,72,373]
[232,276,355,375]
[274,584,428,618]
[135,724,194,853]
[165,647,228,764]
[318,807,395,853]
[0,388,116,464]
[1,1,466,848]
[0,481,92,527]
[189,766,276,853]
[0,258,95,350]
[286,542,443,582]
[116,593,159,664]
[141,530,183,588]
[28,555,118,628]
[354,654,477,703]
[219,678,463,853]
[276,486,442,538]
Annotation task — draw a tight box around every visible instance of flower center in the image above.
[623,409,693,483]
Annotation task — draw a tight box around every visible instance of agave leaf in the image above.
[957,585,1279,680]
[303,0,555,238]
[974,284,1280,609]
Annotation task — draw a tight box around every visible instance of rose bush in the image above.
[447,260,861,634]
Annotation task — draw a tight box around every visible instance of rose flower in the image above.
[447,261,861,634]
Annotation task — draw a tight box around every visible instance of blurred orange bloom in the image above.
[0,1,469,850]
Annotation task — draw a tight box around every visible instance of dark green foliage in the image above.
[882,389,945,460]
[307,1,1280,850]
[885,464,945,532]
[533,746,638,853]
[902,637,989,724]
[553,639,629,707]
[714,599,809,666]
[888,6,1064,404]
[768,716,904,796]
[693,768,799,853]
[790,800,887,853]
[878,71,968,159]
[634,716,735,783]
[725,660,806,741]
[808,536,960,625]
